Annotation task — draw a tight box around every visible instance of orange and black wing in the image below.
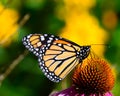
[22,34,91,82]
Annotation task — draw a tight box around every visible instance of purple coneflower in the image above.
[50,58,115,96]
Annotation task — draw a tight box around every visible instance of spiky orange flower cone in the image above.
[72,58,115,95]
[50,58,115,96]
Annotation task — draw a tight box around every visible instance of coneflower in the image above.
[50,58,115,96]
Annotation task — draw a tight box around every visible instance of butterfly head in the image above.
[79,46,91,61]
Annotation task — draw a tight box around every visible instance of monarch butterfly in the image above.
[22,34,91,82]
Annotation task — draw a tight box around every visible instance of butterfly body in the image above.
[22,34,91,82]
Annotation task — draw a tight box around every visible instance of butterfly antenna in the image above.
[90,44,110,47]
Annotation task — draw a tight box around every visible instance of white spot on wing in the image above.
[41,36,45,41]
[27,34,32,38]
[44,34,48,36]
[47,40,51,43]
[49,37,53,40]
[58,44,62,46]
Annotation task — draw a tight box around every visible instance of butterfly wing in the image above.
[22,34,91,82]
